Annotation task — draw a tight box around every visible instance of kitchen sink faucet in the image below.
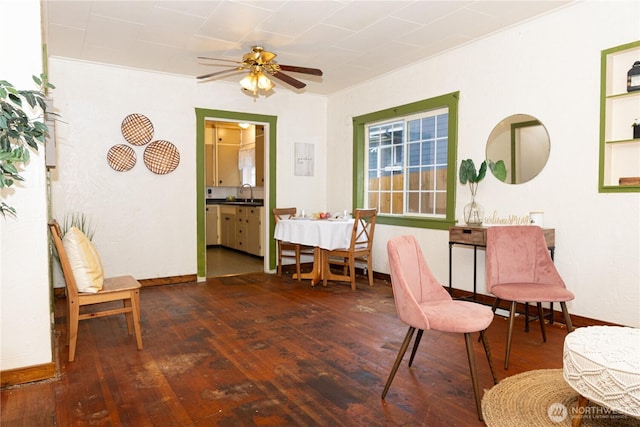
[242,183,254,202]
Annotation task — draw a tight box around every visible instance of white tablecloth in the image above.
[274,218,355,250]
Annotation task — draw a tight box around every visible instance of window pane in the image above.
[407,167,420,191]
[436,114,448,138]
[422,116,435,139]
[407,192,420,213]
[435,192,447,215]
[408,120,420,141]
[380,146,393,172]
[407,141,420,167]
[435,166,448,191]
[392,192,404,214]
[420,191,434,215]
[379,192,391,214]
[422,140,435,165]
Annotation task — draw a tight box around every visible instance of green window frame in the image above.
[352,92,459,230]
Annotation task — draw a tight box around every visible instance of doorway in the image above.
[195,108,278,279]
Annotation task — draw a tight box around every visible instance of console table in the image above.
[449,225,556,328]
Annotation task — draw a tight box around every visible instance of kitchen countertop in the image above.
[206,199,264,207]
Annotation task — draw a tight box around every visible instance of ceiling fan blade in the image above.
[271,71,306,89]
[198,56,244,65]
[278,65,323,76]
[197,68,244,80]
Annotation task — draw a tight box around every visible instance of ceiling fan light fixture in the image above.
[240,72,258,92]
[240,69,274,95]
[257,72,274,91]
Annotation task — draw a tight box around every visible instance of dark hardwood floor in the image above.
[1,273,573,426]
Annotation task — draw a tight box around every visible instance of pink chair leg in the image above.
[505,300,517,369]
[382,327,416,399]
[464,332,484,421]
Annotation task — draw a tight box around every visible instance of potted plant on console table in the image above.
[459,158,486,225]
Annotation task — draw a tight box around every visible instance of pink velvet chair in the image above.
[486,225,574,370]
[382,235,496,421]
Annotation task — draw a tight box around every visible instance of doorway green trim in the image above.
[195,108,277,278]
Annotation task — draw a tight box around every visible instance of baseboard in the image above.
[139,274,197,287]
[1,362,56,388]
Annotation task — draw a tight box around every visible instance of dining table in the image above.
[273,217,355,286]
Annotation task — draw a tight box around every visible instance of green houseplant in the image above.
[0,74,55,217]
[459,158,487,225]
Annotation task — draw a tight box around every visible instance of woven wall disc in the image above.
[107,144,136,171]
[121,113,154,146]
[143,140,180,175]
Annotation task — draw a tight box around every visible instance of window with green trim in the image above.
[353,92,459,230]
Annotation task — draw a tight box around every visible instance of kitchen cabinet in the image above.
[599,40,640,192]
[234,206,263,256]
[205,145,215,187]
[246,207,263,256]
[217,144,240,186]
[220,206,236,248]
[217,205,263,256]
[206,205,219,245]
[235,206,248,252]
[205,123,242,187]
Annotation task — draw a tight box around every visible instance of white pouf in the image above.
[563,326,640,418]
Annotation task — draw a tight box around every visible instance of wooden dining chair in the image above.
[48,220,143,362]
[272,208,314,280]
[323,208,377,290]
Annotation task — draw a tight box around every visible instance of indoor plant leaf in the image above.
[489,160,507,182]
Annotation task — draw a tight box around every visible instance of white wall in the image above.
[0,0,53,370]
[326,1,640,327]
[48,58,327,283]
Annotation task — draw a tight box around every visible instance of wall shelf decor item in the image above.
[628,60,640,92]
[107,144,137,171]
[143,140,180,174]
[121,113,154,146]
[599,40,640,193]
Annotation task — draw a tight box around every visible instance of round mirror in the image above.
[486,114,550,184]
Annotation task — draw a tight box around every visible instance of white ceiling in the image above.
[42,0,573,95]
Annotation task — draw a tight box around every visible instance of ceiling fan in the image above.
[197,46,323,95]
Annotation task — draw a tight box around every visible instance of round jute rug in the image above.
[481,369,640,427]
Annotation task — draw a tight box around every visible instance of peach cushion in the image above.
[62,227,104,293]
